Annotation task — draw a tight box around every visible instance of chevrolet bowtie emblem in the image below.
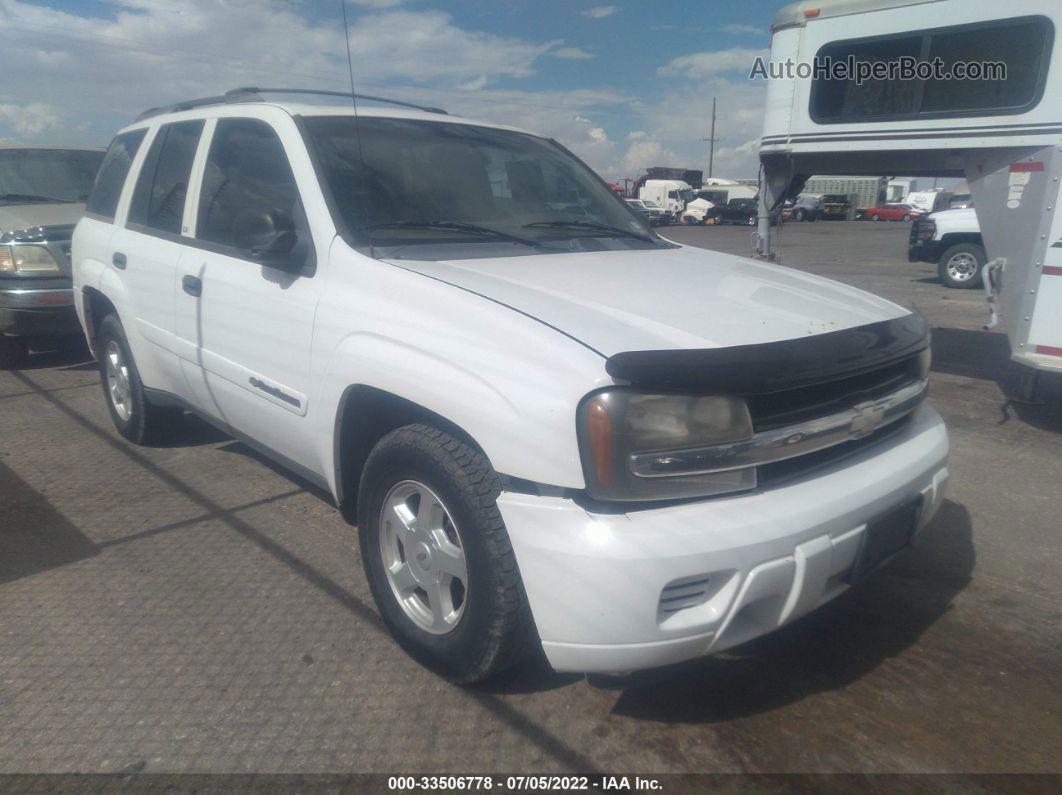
[850,400,888,439]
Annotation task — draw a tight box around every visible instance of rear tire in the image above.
[938,243,986,289]
[358,424,535,683]
[0,336,29,369]
[96,314,183,444]
[794,208,806,222]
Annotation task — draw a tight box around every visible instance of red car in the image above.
[863,202,923,222]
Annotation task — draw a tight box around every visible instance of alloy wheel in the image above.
[379,480,468,635]
[104,340,133,421]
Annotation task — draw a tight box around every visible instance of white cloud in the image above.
[621,139,677,173]
[0,102,62,136]
[552,47,594,60]
[0,0,771,181]
[347,11,559,82]
[458,76,489,92]
[722,24,764,36]
[658,47,767,79]
[582,6,617,19]
[348,0,408,7]
[0,0,571,134]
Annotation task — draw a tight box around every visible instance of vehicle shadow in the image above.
[931,326,1062,432]
[17,341,93,371]
[151,411,231,448]
[608,500,974,723]
[215,439,334,506]
[0,459,99,585]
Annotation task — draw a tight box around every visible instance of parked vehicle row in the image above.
[623,198,670,226]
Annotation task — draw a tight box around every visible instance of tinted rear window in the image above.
[86,129,147,220]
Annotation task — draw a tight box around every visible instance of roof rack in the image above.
[135,87,448,122]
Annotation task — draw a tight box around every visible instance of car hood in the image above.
[0,202,85,235]
[928,206,978,225]
[390,245,910,357]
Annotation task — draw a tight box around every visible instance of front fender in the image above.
[311,245,610,500]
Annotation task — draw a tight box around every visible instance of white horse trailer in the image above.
[757,0,1061,390]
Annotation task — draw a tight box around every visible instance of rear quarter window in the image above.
[86,129,147,220]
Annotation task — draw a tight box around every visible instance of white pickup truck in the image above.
[908,209,985,289]
[72,89,949,682]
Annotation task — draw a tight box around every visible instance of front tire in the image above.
[358,424,535,683]
[938,243,986,289]
[871,213,881,222]
[96,314,182,444]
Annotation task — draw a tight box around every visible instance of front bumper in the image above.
[498,405,949,674]
[908,242,943,264]
[0,281,78,337]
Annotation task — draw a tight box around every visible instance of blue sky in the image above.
[0,1,783,179]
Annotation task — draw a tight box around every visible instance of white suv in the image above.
[73,88,949,682]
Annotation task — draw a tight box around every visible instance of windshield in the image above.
[303,116,657,256]
[0,149,104,204]
[642,200,660,209]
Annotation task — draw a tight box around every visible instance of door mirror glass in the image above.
[232,207,298,269]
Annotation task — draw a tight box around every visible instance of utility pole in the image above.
[702,97,720,179]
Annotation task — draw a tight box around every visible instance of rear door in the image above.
[118,119,205,396]
[175,115,321,469]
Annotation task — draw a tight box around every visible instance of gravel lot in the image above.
[1,221,1060,777]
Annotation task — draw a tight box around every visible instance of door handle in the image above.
[181,275,202,297]
[112,252,127,269]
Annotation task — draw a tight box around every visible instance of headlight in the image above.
[0,244,61,275]
[578,390,756,502]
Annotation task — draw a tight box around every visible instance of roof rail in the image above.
[135,87,448,122]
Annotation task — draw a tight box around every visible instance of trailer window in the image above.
[812,16,1053,123]
[922,19,1049,113]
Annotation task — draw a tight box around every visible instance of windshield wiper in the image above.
[522,219,654,243]
[0,192,76,204]
[369,220,550,249]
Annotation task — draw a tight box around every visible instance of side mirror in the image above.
[233,207,298,271]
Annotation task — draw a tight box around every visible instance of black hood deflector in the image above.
[605,312,928,394]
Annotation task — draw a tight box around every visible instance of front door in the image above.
[174,116,320,470]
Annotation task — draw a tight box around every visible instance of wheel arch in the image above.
[332,384,492,523]
[937,233,984,258]
[81,286,119,357]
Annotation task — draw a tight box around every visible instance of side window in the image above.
[128,120,204,235]
[196,118,303,251]
[812,16,1053,123]
[86,129,147,220]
